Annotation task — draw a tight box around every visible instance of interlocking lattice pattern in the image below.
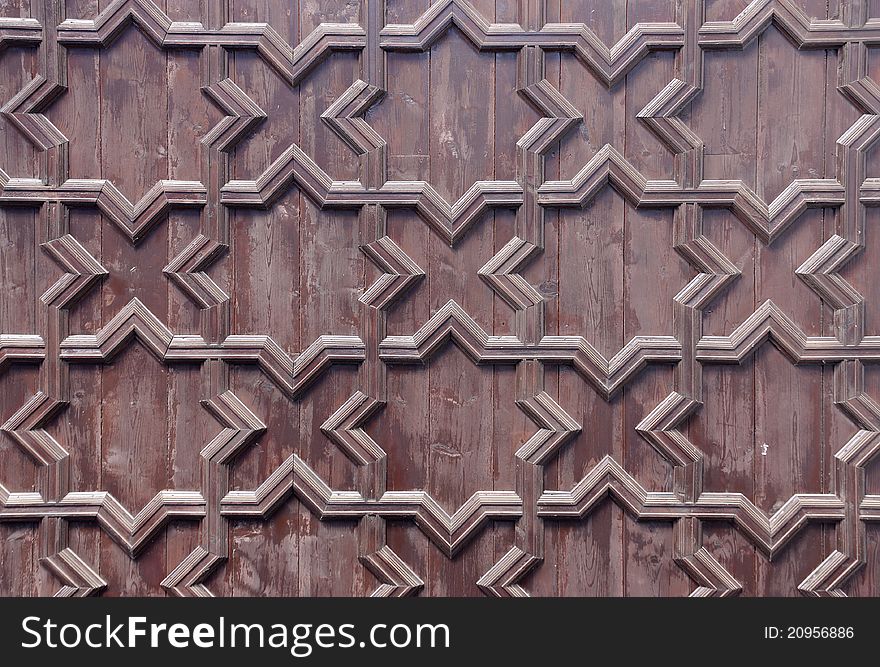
[2,0,880,596]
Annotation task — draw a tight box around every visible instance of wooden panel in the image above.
[2,0,880,597]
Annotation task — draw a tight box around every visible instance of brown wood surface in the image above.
[2,0,880,597]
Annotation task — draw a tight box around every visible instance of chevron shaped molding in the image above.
[2,0,880,597]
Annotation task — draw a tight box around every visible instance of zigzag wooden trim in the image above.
[534,334,682,399]
[673,215,740,312]
[57,0,172,46]
[221,452,520,556]
[478,236,542,310]
[515,391,581,466]
[220,142,342,208]
[0,334,45,371]
[635,392,703,470]
[372,490,522,557]
[379,300,680,396]
[222,145,522,244]
[378,180,522,244]
[712,178,845,244]
[379,0,684,86]
[320,391,386,466]
[798,550,858,598]
[96,179,207,241]
[361,545,423,597]
[172,22,367,86]
[380,0,525,51]
[674,518,742,596]
[476,546,540,597]
[220,453,363,519]
[796,235,863,343]
[201,390,266,464]
[637,393,700,503]
[676,547,742,597]
[538,143,660,207]
[637,78,703,159]
[59,298,174,361]
[41,234,108,309]
[0,391,67,468]
[56,0,366,85]
[360,236,425,310]
[321,79,386,156]
[201,77,266,153]
[379,299,524,363]
[290,453,365,518]
[176,334,365,398]
[538,455,844,558]
[53,300,359,400]
[697,0,880,48]
[163,234,229,309]
[42,547,107,597]
[0,490,206,556]
[0,75,67,150]
[537,146,845,243]
[517,78,582,157]
[0,17,42,51]
[161,546,223,597]
[694,300,880,363]
[0,178,208,242]
[534,22,684,86]
[0,391,68,503]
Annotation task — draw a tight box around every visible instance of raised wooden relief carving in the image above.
[2,0,880,597]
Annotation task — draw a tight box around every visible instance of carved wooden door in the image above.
[2,0,879,597]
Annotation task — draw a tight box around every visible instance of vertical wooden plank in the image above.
[0,4,41,594]
[820,0,853,577]
[100,344,171,595]
[226,0,301,597]
[369,0,433,593]
[0,524,39,596]
[222,367,300,597]
[425,0,497,595]
[842,31,880,594]
[686,0,761,595]
[518,0,562,596]
[0,203,39,504]
[0,366,39,597]
[295,0,364,597]
[164,1,216,594]
[0,45,38,178]
[367,1,431,184]
[845,526,880,595]
[491,0,536,590]
[621,0,689,597]
[753,22,828,596]
[42,0,101,594]
[95,1,171,594]
[541,0,627,597]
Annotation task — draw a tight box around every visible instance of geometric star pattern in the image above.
[2,0,880,597]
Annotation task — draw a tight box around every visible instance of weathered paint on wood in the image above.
[1,0,879,597]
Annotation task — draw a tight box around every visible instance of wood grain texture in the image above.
[2,0,880,597]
